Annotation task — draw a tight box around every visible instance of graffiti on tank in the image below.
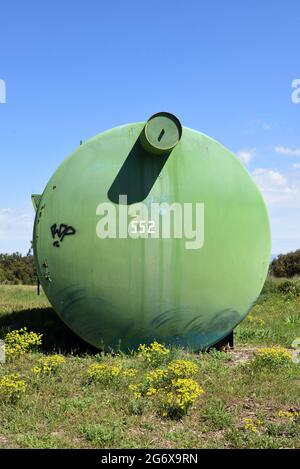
[50,223,76,247]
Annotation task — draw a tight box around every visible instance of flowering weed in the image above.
[3,327,42,359]
[252,347,292,368]
[137,341,170,367]
[128,355,203,419]
[33,355,65,375]
[0,373,27,403]
[86,363,121,384]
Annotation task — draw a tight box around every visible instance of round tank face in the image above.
[33,117,271,351]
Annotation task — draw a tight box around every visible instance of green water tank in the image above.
[32,112,271,351]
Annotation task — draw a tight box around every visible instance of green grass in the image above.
[0,280,299,449]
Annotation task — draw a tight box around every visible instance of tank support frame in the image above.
[214,330,234,351]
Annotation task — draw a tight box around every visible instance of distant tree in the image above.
[0,252,36,285]
[270,249,300,277]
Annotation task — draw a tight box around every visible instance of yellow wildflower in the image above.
[3,327,42,358]
[86,363,121,384]
[137,341,170,366]
[122,368,138,378]
[167,359,198,378]
[278,410,300,420]
[243,417,258,433]
[0,373,26,403]
[33,355,65,375]
[253,347,292,367]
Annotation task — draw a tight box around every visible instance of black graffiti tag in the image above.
[50,223,76,247]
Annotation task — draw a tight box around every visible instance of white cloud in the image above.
[275,146,300,156]
[253,168,286,186]
[292,163,300,169]
[246,120,272,133]
[0,208,34,254]
[261,122,272,130]
[269,211,300,254]
[252,168,300,206]
[236,148,255,165]
[252,169,300,253]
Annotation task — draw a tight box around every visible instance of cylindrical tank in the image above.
[32,112,271,351]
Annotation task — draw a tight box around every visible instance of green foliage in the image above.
[270,250,300,277]
[276,280,300,296]
[0,253,36,285]
[204,348,232,362]
[285,313,300,324]
[261,277,278,295]
[81,423,123,446]
[16,434,63,449]
[201,398,233,430]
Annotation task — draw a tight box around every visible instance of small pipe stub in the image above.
[139,112,182,155]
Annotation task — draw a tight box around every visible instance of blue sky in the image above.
[0,0,300,254]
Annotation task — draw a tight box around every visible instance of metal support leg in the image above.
[214,330,234,351]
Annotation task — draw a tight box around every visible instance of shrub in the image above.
[4,327,42,358]
[160,378,204,419]
[261,277,278,295]
[128,383,144,399]
[276,280,300,296]
[0,252,36,285]
[121,368,138,379]
[86,363,121,384]
[145,368,169,387]
[137,341,170,367]
[128,357,203,419]
[167,359,198,379]
[270,250,300,277]
[131,360,199,396]
[252,347,292,368]
[0,373,26,403]
[32,355,65,375]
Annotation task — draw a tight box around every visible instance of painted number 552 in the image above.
[131,220,155,234]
